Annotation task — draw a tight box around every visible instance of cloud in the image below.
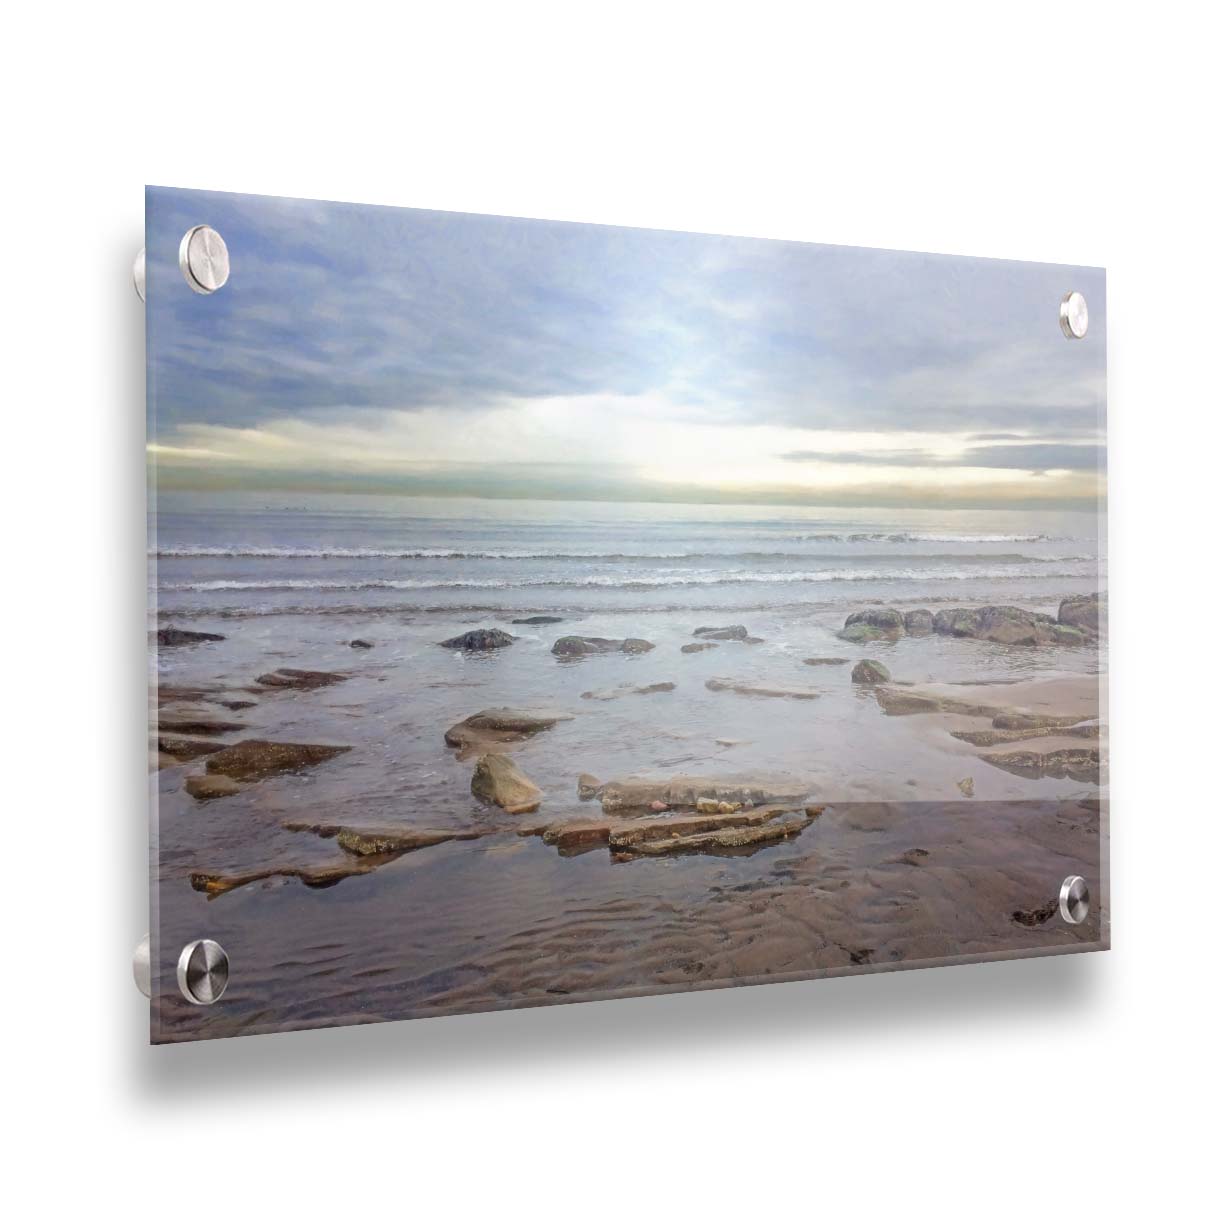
[780,443,1105,471]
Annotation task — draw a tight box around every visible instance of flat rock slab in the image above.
[284,820,481,856]
[681,642,719,654]
[184,773,244,801]
[596,774,813,814]
[191,860,387,898]
[982,747,1102,783]
[511,615,564,625]
[158,708,248,737]
[952,724,1100,748]
[581,682,675,701]
[203,739,352,781]
[693,624,749,640]
[552,635,655,657]
[804,657,849,666]
[444,707,573,758]
[706,677,820,700]
[156,734,228,762]
[618,811,815,857]
[256,668,348,690]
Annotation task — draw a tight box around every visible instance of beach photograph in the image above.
[146,188,1107,1042]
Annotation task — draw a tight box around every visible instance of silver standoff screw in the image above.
[1059,290,1088,339]
[133,933,151,998]
[1059,875,1090,924]
[133,248,146,302]
[176,939,231,1005]
[178,225,230,295]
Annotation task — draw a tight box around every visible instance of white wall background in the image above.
[6,2,1219,1218]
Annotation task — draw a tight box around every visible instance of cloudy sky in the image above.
[146,187,1106,509]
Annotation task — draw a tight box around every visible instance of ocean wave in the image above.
[161,564,1097,594]
[795,532,1066,544]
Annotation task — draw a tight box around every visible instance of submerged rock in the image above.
[256,668,347,690]
[873,686,999,717]
[349,639,374,649]
[471,753,543,814]
[158,710,247,737]
[951,723,1100,747]
[598,774,811,814]
[438,628,516,651]
[706,677,819,700]
[957,776,975,797]
[576,772,603,800]
[191,861,381,898]
[184,773,244,801]
[693,624,748,640]
[551,635,655,657]
[681,642,719,654]
[284,819,480,856]
[444,708,572,755]
[904,609,935,635]
[156,626,225,647]
[581,682,675,701]
[511,615,565,625]
[803,656,849,666]
[203,739,351,781]
[851,659,890,685]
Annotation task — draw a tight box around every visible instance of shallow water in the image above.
[149,494,1106,1042]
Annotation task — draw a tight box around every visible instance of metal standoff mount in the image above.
[178,224,230,294]
[133,248,146,302]
[1059,290,1088,339]
[1059,875,1090,924]
[132,935,231,1004]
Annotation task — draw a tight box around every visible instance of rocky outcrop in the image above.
[551,636,655,657]
[444,708,572,755]
[438,628,516,651]
[1058,593,1104,635]
[256,668,347,690]
[203,739,351,781]
[693,624,748,641]
[706,678,820,700]
[982,747,1101,783]
[904,609,935,635]
[156,626,225,647]
[596,774,812,814]
[932,605,1091,646]
[471,753,543,814]
[184,773,244,801]
[511,615,565,625]
[851,659,890,685]
[681,642,719,654]
[581,682,675,701]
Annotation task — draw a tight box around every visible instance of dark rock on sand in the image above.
[203,739,351,782]
[438,628,516,651]
[581,682,675,701]
[904,609,935,635]
[511,615,565,625]
[804,656,849,666]
[156,626,225,647]
[256,667,347,690]
[982,747,1101,783]
[349,639,374,649]
[1059,593,1105,635]
[444,708,573,754]
[184,773,244,801]
[1012,898,1059,927]
[471,753,543,814]
[551,635,655,657]
[283,819,480,856]
[706,677,819,700]
[851,659,890,685]
[693,624,748,640]
[681,642,719,654]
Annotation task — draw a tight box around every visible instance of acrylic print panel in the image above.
[146,187,1108,1043]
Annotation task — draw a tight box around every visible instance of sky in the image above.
[146,187,1107,509]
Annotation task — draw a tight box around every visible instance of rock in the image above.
[581,682,675,701]
[932,605,1091,647]
[982,747,1101,783]
[156,626,225,647]
[873,686,999,718]
[837,623,895,644]
[1058,593,1104,635]
[693,624,748,640]
[184,773,243,801]
[991,710,1089,731]
[551,635,655,657]
[158,685,254,711]
[203,739,351,781]
[951,724,1101,747]
[256,667,347,690]
[444,708,573,755]
[438,628,516,651]
[957,776,975,797]
[191,862,380,897]
[851,659,890,685]
[616,811,815,856]
[706,677,819,700]
[510,615,565,625]
[904,609,935,635]
[471,753,543,814]
[598,774,811,814]
[158,710,247,736]
[283,819,480,856]
[650,799,669,811]
[681,642,719,654]
[157,735,227,762]
[803,657,849,666]
[845,608,904,633]
[349,639,374,649]
[541,818,617,851]
[577,772,602,800]
[1012,898,1059,927]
